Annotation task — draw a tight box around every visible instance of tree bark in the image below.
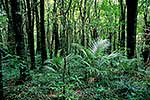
[59,0,72,56]
[108,32,112,54]
[26,0,35,69]
[10,0,27,84]
[60,0,66,56]
[52,0,59,57]
[119,0,126,50]
[2,0,15,54]
[126,0,138,58]
[10,0,25,57]
[40,0,47,64]
[143,1,150,63]
[34,0,41,54]
[0,51,3,100]
[79,0,87,46]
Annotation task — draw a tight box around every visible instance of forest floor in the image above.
[3,63,150,100]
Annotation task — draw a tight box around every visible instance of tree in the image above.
[59,0,72,56]
[10,0,25,57]
[79,0,87,46]
[91,0,99,40]
[40,0,47,64]
[10,0,27,84]
[1,0,15,54]
[0,49,3,100]
[126,0,138,58]
[119,0,126,50]
[52,0,59,57]
[143,0,150,63]
[34,0,41,54]
[26,0,35,69]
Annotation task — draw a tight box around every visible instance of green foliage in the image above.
[1,0,150,99]
[2,54,20,84]
[44,56,64,72]
[0,14,7,48]
[2,44,150,100]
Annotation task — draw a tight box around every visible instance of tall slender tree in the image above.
[60,0,67,56]
[10,0,27,83]
[10,0,25,57]
[143,0,150,63]
[52,0,59,57]
[26,0,35,69]
[108,32,112,54]
[119,0,126,50]
[59,0,72,56]
[79,0,87,46]
[0,50,3,100]
[91,0,98,40]
[126,0,138,58]
[2,0,15,54]
[34,0,41,54]
[40,0,47,63]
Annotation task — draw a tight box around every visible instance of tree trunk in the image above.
[119,0,126,50]
[2,0,15,54]
[118,17,121,49]
[92,0,98,40]
[34,0,41,54]
[10,0,27,84]
[40,0,47,64]
[80,0,87,46]
[126,0,138,58]
[26,0,35,69]
[113,32,116,51]
[0,51,3,100]
[108,32,112,54]
[143,1,150,63]
[52,0,59,57]
[59,0,72,56]
[60,0,66,56]
[10,0,25,57]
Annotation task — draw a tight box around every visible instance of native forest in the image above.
[0,0,150,99]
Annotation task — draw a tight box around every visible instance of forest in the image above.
[0,0,150,99]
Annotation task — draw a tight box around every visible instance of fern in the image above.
[44,57,64,72]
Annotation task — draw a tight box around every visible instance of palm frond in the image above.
[90,39,110,55]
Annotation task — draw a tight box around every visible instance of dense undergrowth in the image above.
[2,40,150,100]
